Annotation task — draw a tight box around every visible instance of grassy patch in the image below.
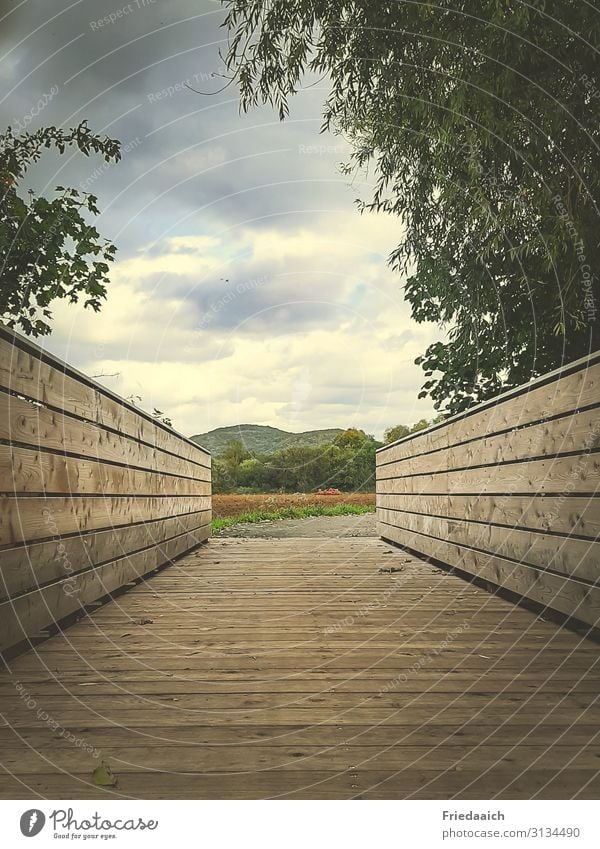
[211,503,375,532]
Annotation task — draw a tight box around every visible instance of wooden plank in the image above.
[0,526,209,651]
[376,425,448,466]
[0,445,211,496]
[0,495,211,547]
[0,509,211,600]
[2,741,599,774]
[0,702,595,726]
[0,391,209,480]
[377,355,600,465]
[377,507,600,582]
[0,330,210,467]
[0,690,595,715]
[3,673,598,695]
[378,407,600,476]
[1,721,598,747]
[377,454,600,495]
[379,522,600,626]
[0,769,598,800]
[376,493,600,539]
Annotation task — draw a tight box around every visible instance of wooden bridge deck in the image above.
[1,536,599,799]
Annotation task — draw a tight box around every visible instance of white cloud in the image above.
[45,193,439,441]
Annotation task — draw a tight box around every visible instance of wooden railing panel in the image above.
[1,446,210,496]
[377,352,600,627]
[377,507,599,582]
[377,355,600,467]
[0,326,211,652]
[378,408,598,476]
[0,495,210,547]
[0,509,211,600]
[378,455,600,496]
[0,329,210,469]
[380,522,600,624]
[377,493,600,539]
[0,528,205,651]
[0,393,208,480]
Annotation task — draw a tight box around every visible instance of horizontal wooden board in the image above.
[1,701,595,727]
[376,493,600,542]
[0,509,211,600]
[0,768,599,800]
[2,721,598,748]
[378,407,600,476]
[2,741,599,775]
[379,522,600,626]
[0,391,209,480]
[377,356,600,466]
[378,454,600,495]
[1,445,211,496]
[3,672,598,696]
[0,526,209,652]
[0,330,210,467]
[377,507,599,582]
[377,354,599,627]
[0,495,211,547]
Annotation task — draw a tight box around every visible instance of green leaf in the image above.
[92,761,117,787]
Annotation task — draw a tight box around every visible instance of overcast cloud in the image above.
[1,0,440,438]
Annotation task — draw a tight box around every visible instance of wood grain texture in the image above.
[0,509,211,600]
[379,521,600,625]
[376,354,600,626]
[0,537,598,800]
[0,327,212,653]
[0,495,210,547]
[376,493,600,539]
[378,454,600,495]
[377,507,599,582]
[378,407,600,476]
[0,525,209,651]
[1,445,211,496]
[0,330,210,467]
[0,391,209,480]
[377,354,600,466]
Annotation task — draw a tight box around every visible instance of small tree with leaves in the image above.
[0,121,120,336]
[222,1,600,414]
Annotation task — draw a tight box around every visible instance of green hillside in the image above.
[190,424,344,456]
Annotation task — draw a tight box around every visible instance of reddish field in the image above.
[212,492,375,518]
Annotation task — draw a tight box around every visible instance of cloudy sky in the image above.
[1,0,440,439]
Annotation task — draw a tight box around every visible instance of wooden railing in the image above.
[0,325,211,652]
[376,353,600,626]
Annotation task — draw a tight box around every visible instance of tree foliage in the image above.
[223,0,600,413]
[213,430,381,493]
[0,122,120,336]
[383,417,439,444]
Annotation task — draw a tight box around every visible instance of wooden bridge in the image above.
[0,327,599,799]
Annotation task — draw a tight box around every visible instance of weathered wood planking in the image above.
[0,328,209,468]
[377,352,600,626]
[0,495,210,547]
[0,509,211,600]
[0,537,598,800]
[0,325,211,652]
[377,354,600,468]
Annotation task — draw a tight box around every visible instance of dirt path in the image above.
[215,511,377,538]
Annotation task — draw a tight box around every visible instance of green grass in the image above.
[211,503,375,532]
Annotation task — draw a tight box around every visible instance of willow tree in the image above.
[222,0,600,413]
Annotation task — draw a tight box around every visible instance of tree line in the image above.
[213,422,438,494]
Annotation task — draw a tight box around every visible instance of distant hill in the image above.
[190,424,344,456]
